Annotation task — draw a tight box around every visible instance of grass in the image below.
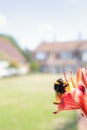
[0,73,78,130]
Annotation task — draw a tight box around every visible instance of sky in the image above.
[0,0,87,50]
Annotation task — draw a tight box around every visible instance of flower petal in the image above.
[58,93,80,110]
[54,93,80,114]
[76,68,82,85]
[73,85,87,116]
[82,68,87,88]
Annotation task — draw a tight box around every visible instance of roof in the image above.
[34,40,87,53]
[0,36,26,63]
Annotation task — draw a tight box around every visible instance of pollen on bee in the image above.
[55,81,60,85]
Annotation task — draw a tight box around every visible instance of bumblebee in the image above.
[54,79,69,94]
[54,79,70,102]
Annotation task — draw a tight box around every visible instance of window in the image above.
[35,52,47,60]
[82,51,87,61]
[60,51,72,59]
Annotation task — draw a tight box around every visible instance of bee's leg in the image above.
[53,101,60,114]
[53,98,64,105]
[53,102,60,105]
[53,110,59,114]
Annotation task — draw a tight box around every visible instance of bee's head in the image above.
[54,79,68,94]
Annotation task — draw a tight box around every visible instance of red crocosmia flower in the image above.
[53,68,87,117]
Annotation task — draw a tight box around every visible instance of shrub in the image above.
[30,61,39,72]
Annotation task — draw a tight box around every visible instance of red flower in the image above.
[53,68,87,116]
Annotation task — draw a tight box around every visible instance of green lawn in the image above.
[0,74,78,130]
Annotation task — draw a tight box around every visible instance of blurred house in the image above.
[32,40,87,73]
[0,35,29,77]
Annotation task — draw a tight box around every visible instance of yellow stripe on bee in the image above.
[55,81,60,85]
[66,85,71,91]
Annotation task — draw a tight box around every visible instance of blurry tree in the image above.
[23,48,31,61]
[30,61,39,72]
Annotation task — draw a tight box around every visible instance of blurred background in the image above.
[0,0,87,130]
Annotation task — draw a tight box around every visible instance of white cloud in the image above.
[37,23,53,33]
[37,23,55,41]
[66,0,79,4]
[0,14,7,28]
